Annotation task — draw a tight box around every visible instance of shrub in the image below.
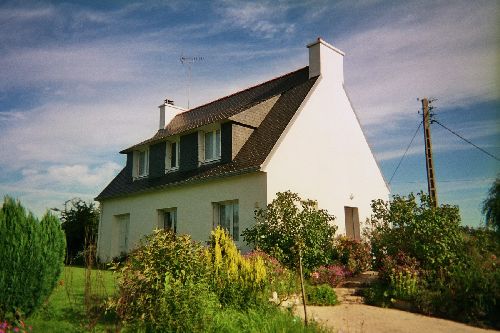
[368,192,463,277]
[111,229,214,331]
[306,284,338,306]
[0,196,66,320]
[310,265,352,287]
[243,191,337,272]
[334,236,372,274]
[244,250,300,301]
[205,227,267,309]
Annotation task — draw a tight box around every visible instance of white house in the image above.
[96,38,389,262]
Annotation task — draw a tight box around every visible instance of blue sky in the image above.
[0,0,498,226]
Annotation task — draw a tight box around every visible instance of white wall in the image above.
[263,40,389,234]
[97,172,267,261]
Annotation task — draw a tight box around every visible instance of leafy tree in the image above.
[367,192,463,276]
[56,198,99,264]
[0,196,66,319]
[482,176,500,233]
[243,191,337,271]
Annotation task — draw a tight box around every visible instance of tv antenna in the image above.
[180,55,204,109]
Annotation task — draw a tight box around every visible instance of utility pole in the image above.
[421,98,438,207]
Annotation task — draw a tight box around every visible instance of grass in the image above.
[27,266,118,333]
[23,266,330,332]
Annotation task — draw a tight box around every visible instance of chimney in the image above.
[307,37,345,82]
[158,99,185,130]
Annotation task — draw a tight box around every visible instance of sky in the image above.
[0,0,498,227]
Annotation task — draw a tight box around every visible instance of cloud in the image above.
[215,0,296,38]
[339,1,499,125]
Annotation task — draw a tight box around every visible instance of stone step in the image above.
[342,295,365,304]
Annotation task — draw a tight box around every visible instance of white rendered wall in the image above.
[263,41,389,234]
[97,172,267,261]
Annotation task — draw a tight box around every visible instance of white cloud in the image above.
[339,1,499,125]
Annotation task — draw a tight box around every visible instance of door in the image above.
[344,206,360,240]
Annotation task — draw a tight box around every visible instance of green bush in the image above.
[334,236,372,274]
[243,191,337,272]
[368,192,463,278]
[306,284,338,306]
[205,227,267,309]
[111,229,215,332]
[0,196,66,319]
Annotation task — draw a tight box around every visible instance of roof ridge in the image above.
[184,66,308,113]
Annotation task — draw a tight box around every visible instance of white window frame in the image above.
[158,208,177,233]
[165,139,180,172]
[202,129,221,163]
[133,148,149,179]
[213,200,239,241]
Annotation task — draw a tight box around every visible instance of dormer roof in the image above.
[96,66,318,200]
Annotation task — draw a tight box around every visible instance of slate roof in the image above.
[96,66,318,201]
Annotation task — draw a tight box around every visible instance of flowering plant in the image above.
[310,265,352,287]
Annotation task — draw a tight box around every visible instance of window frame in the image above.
[134,148,149,179]
[158,208,177,233]
[203,129,221,163]
[165,138,180,172]
[213,200,239,241]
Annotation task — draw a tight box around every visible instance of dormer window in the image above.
[204,129,221,162]
[133,148,149,179]
[165,139,180,172]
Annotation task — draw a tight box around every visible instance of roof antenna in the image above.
[180,55,204,109]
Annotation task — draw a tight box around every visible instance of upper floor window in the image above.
[165,139,179,172]
[133,148,149,179]
[204,129,221,162]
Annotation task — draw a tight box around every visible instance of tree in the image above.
[56,198,99,265]
[0,196,66,319]
[242,191,337,272]
[482,176,500,233]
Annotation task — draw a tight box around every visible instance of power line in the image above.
[432,120,500,162]
[388,120,423,185]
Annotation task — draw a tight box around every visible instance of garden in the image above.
[1,180,499,331]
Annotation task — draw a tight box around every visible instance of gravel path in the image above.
[295,304,496,333]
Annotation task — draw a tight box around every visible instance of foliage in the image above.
[334,236,372,274]
[56,198,99,265]
[368,192,462,277]
[482,176,500,233]
[243,191,337,272]
[0,196,66,320]
[305,284,338,306]
[310,265,352,288]
[205,227,267,309]
[111,229,213,331]
[208,305,330,333]
[0,320,32,333]
[244,250,300,301]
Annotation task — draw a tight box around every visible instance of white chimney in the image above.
[158,99,186,130]
[307,37,345,82]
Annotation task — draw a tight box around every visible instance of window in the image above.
[115,214,130,254]
[158,208,177,233]
[134,148,149,178]
[204,129,221,162]
[213,200,239,241]
[165,140,179,172]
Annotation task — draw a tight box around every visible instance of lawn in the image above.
[27,266,118,333]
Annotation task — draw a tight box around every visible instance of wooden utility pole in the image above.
[421,98,438,207]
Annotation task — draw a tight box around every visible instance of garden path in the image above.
[295,304,496,333]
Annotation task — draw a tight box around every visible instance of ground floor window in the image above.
[213,200,239,241]
[115,214,130,254]
[158,208,177,233]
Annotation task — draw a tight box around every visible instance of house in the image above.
[96,38,389,262]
